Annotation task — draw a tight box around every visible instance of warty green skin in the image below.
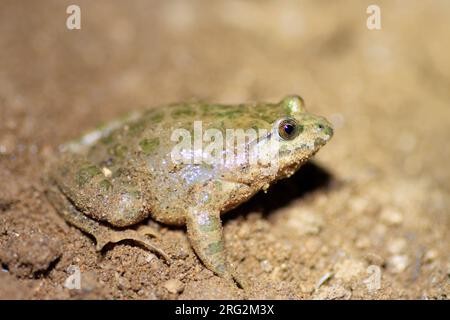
[45,95,333,284]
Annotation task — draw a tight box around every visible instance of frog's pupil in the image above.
[284,123,295,135]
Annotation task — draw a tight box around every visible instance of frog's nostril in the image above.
[317,123,325,130]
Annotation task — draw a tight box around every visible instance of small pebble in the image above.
[260,260,273,273]
[146,253,157,263]
[315,272,334,289]
[380,207,403,226]
[423,249,438,263]
[387,255,410,273]
[163,279,185,294]
[387,237,407,254]
[334,259,365,281]
[313,285,352,300]
[102,167,112,177]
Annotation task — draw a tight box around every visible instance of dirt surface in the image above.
[0,0,449,300]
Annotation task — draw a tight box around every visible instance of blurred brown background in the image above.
[0,0,448,299]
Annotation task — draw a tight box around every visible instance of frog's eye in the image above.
[277,118,302,141]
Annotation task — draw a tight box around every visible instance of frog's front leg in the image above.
[186,208,244,287]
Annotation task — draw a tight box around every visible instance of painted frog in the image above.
[45,95,333,285]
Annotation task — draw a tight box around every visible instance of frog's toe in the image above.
[218,268,247,289]
[95,229,171,263]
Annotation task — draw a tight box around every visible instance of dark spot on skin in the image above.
[99,179,113,192]
[76,165,101,187]
[139,138,160,154]
[314,137,326,147]
[100,134,114,145]
[128,120,145,136]
[324,126,333,137]
[206,120,225,132]
[171,107,196,118]
[215,107,245,119]
[121,205,142,222]
[279,145,291,156]
[214,180,223,191]
[112,167,129,178]
[200,104,220,116]
[201,104,247,119]
[261,113,281,123]
[216,263,226,274]
[207,241,224,255]
[128,190,141,199]
[108,144,128,158]
[199,215,219,232]
[254,104,282,123]
[149,111,164,123]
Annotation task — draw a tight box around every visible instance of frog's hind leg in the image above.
[45,185,170,262]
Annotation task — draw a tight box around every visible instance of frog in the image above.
[45,95,333,286]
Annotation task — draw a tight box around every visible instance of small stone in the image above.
[176,247,189,259]
[315,272,334,289]
[387,255,410,273]
[64,266,81,290]
[334,259,365,281]
[146,253,157,263]
[117,275,131,290]
[313,285,352,300]
[163,279,184,294]
[423,249,438,263]
[270,266,281,281]
[380,207,403,226]
[102,167,112,177]
[260,260,273,273]
[387,237,407,254]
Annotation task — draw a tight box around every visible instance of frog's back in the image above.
[71,100,290,173]
[49,100,288,226]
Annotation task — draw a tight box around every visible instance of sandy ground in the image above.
[0,0,449,300]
